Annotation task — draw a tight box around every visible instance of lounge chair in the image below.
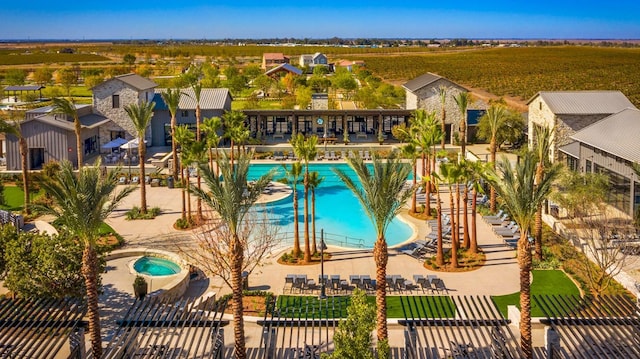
[401,246,424,260]
[431,278,448,294]
[485,213,509,225]
[131,176,139,184]
[341,150,347,160]
[364,150,372,161]
[358,150,364,159]
[482,209,504,220]
[118,176,127,185]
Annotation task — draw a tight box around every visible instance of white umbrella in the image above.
[120,138,148,149]
[101,137,127,149]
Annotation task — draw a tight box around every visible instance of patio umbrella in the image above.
[101,137,128,149]
[120,138,147,150]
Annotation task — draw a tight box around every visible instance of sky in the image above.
[2,1,640,40]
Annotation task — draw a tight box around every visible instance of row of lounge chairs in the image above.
[283,273,449,295]
[272,150,373,161]
[482,210,524,248]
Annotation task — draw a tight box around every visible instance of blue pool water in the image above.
[247,163,413,248]
[134,256,181,276]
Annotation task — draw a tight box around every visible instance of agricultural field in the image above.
[356,46,640,107]
[0,50,110,66]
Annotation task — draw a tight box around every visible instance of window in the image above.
[539,101,542,111]
[181,110,189,118]
[112,95,120,108]
[110,131,125,140]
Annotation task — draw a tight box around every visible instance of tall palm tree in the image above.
[160,88,182,182]
[282,162,303,258]
[429,172,445,266]
[453,92,471,156]
[291,133,318,262]
[434,85,448,150]
[202,116,222,174]
[0,113,30,215]
[39,161,134,359]
[333,153,412,347]
[51,97,83,169]
[124,101,155,214]
[175,125,195,222]
[533,125,553,261]
[464,160,487,254]
[458,160,471,249]
[190,152,274,359]
[440,162,461,268]
[482,104,508,212]
[308,171,324,255]
[482,152,560,358]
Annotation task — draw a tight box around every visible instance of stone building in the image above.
[403,73,468,143]
[527,91,636,162]
[92,73,158,147]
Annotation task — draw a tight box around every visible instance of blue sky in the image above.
[2,1,639,40]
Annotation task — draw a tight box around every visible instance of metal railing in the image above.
[275,230,366,248]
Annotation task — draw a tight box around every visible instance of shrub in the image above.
[174,217,195,229]
[125,206,161,220]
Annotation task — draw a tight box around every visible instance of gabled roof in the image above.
[263,53,288,60]
[570,107,640,162]
[153,88,231,110]
[92,73,157,91]
[313,52,325,59]
[558,141,580,158]
[4,85,45,91]
[402,73,466,93]
[529,91,635,115]
[265,63,303,76]
[24,113,109,131]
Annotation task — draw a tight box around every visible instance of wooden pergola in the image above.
[0,297,87,358]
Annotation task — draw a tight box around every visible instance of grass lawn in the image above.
[491,270,580,318]
[276,295,455,319]
[1,186,26,211]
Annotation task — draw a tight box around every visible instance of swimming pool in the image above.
[247,163,413,248]
[133,256,181,276]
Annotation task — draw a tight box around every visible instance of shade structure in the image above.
[120,138,147,149]
[101,137,128,149]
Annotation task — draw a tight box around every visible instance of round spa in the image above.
[133,256,181,276]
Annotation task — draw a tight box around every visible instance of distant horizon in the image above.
[2,2,639,40]
[2,37,640,42]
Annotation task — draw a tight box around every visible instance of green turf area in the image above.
[276,295,455,319]
[98,222,116,236]
[1,186,26,211]
[491,270,580,318]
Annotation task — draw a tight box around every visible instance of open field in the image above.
[356,46,640,107]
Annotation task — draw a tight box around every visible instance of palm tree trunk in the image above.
[373,237,389,342]
[139,144,147,214]
[410,160,417,214]
[180,165,186,221]
[303,175,311,263]
[517,229,533,358]
[460,119,466,157]
[19,138,30,215]
[171,116,179,181]
[455,185,461,247]
[197,173,203,221]
[462,186,470,249]
[187,169,192,223]
[230,140,235,169]
[311,189,317,255]
[441,109,446,150]
[424,153,431,217]
[293,187,301,258]
[230,233,247,359]
[470,187,478,254]
[449,188,459,268]
[436,185,444,266]
[490,138,497,212]
[534,163,544,261]
[82,244,102,359]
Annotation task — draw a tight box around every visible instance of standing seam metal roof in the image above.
[402,73,443,92]
[570,108,640,162]
[113,73,158,91]
[534,91,635,114]
[153,88,230,110]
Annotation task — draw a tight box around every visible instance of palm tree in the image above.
[333,153,412,348]
[38,161,134,359]
[434,85,448,149]
[51,97,83,169]
[415,111,443,217]
[440,162,461,268]
[160,88,182,182]
[429,172,445,266]
[291,133,318,262]
[482,152,560,358]
[202,116,222,175]
[308,171,324,255]
[0,113,30,215]
[401,142,419,214]
[124,101,155,214]
[174,125,195,222]
[190,152,274,359]
[533,125,553,261]
[222,110,249,168]
[458,160,471,249]
[482,104,508,212]
[282,162,303,258]
[453,92,471,156]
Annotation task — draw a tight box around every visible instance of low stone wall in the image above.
[106,248,190,301]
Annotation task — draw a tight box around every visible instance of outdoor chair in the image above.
[349,275,361,288]
[330,275,341,293]
[341,150,347,159]
[431,278,448,294]
[118,176,127,185]
[284,275,295,293]
[398,279,414,294]
[485,213,509,225]
[358,150,364,158]
[364,151,372,160]
[482,209,504,220]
